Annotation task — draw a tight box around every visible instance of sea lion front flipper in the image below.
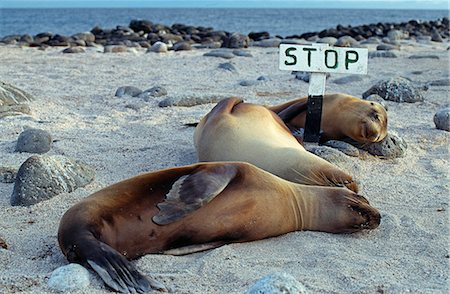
[277,100,308,123]
[153,164,238,225]
[85,242,167,293]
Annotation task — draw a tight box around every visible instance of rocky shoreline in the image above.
[1,17,448,51]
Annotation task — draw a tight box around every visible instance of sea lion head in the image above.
[350,99,388,143]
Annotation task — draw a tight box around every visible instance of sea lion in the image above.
[58,161,380,293]
[268,93,388,143]
[194,97,359,192]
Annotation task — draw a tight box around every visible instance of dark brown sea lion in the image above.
[194,97,358,192]
[58,161,380,293]
[268,93,388,143]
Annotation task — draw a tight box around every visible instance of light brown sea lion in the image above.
[268,93,388,143]
[58,161,380,293]
[194,97,359,192]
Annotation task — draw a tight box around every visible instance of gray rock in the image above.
[332,75,364,85]
[10,155,95,206]
[218,62,237,72]
[232,49,253,57]
[173,41,192,51]
[317,37,337,45]
[0,166,17,183]
[148,41,168,53]
[293,71,330,82]
[115,86,142,98]
[138,86,168,101]
[428,79,450,87]
[362,77,425,103]
[257,76,270,81]
[104,45,128,53]
[239,80,259,86]
[305,144,352,166]
[335,36,359,47]
[358,131,407,158]
[71,32,95,43]
[434,107,450,131]
[323,140,360,157]
[252,38,281,47]
[0,81,33,118]
[387,29,409,40]
[368,51,398,58]
[416,35,432,44]
[364,94,388,111]
[15,128,52,154]
[431,29,443,42]
[204,49,235,59]
[159,94,231,107]
[224,32,250,48]
[408,55,439,60]
[48,264,91,292]
[247,273,308,294]
[376,44,400,51]
[62,47,85,54]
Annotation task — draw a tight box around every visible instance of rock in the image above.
[431,29,443,42]
[115,86,142,98]
[252,38,281,47]
[15,128,52,154]
[62,47,85,54]
[356,131,407,158]
[364,94,388,110]
[246,273,308,294]
[0,166,17,183]
[138,86,168,101]
[129,19,153,33]
[428,79,450,87]
[323,140,360,157]
[159,94,231,107]
[335,36,359,47]
[223,32,250,48]
[147,41,168,53]
[332,75,364,85]
[293,71,330,82]
[434,107,450,131]
[368,51,398,58]
[362,77,425,103]
[104,45,128,53]
[376,43,400,51]
[0,237,7,249]
[239,80,259,86]
[173,41,192,51]
[232,49,252,57]
[0,81,33,118]
[218,62,237,72]
[248,31,270,41]
[317,37,337,45]
[10,155,95,206]
[48,264,91,292]
[387,29,408,40]
[203,49,235,59]
[305,144,352,166]
[71,32,95,42]
[408,55,439,60]
[257,76,270,81]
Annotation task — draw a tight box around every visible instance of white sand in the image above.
[0,41,449,293]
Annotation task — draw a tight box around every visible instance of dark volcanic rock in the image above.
[10,155,95,206]
[363,77,425,103]
[223,32,250,48]
[350,131,407,159]
[129,19,153,33]
[15,128,52,154]
[248,31,270,41]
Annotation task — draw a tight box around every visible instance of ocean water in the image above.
[0,8,448,37]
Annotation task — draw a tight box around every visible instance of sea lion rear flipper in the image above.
[277,100,308,123]
[86,242,167,293]
[153,164,238,225]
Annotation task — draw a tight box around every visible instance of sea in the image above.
[0,8,448,38]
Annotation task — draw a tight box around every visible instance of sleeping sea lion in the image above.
[194,97,359,192]
[268,93,388,143]
[58,161,380,293]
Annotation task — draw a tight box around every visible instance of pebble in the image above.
[148,41,168,53]
[434,107,450,131]
[257,76,270,81]
[115,86,142,98]
[48,264,91,292]
[376,43,400,51]
[159,94,231,107]
[364,94,388,110]
[356,131,407,159]
[332,75,364,85]
[0,166,17,183]
[323,140,360,157]
[368,51,398,58]
[362,77,425,103]
[408,54,439,59]
[62,47,85,53]
[0,81,34,118]
[15,128,52,154]
[428,79,450,87]
[204,49,235,59]
[246,273,308,294]
[10,155,95,206]
[218,62,237,72]
[0,237,7,249]
[138,86,168,101]
[239,80,260,86]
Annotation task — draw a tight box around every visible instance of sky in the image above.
[1,0,449,10]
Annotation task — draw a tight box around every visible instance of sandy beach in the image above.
[0,38,449,293]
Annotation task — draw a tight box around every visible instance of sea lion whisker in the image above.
[291,168,322,185]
